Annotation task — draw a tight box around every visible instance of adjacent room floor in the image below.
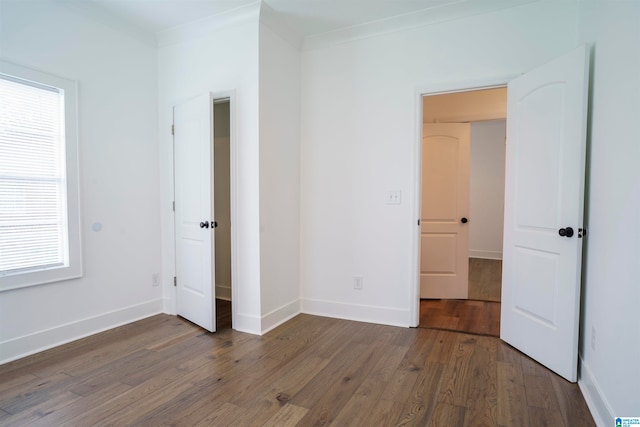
[216,298,232,331]
[418,299,501,337]
[467,258,502,302]
[419,258,502,337]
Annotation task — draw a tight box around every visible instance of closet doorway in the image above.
[173,94,235,333]
[213,99,233,330]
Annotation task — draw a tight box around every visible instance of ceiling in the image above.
[77,0,257,35]
[64,0,532,39]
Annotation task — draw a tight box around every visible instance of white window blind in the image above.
[0,75,69,274]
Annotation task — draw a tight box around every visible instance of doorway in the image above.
[213,99,232,330]
[419,88,506,336]
[173,93,235,333]
[415,46,590,382]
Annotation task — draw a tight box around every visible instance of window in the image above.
[0,61,81,291]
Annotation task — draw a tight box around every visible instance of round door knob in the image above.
[460,217,469,224]
[558,227,574,237]
[200,221,209,229]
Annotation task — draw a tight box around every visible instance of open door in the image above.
[501,45,589,382]
[174,93,216,332]
[420,123,470,299]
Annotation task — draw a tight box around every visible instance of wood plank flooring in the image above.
[468,258,502,302]
[419,299,501,337]
[0,314,595,426]
[419,258,502,336]
[216,298,232,330]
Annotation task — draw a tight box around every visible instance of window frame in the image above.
[0,60,82,291]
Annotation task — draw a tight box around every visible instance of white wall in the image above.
[157,6,262,334]
[299,1,579,326]
[258,23,302,332]
[0,0,161,363]
[469,120,506,260]
[577,0,640,423]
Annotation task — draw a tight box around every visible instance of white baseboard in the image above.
[232,300,300,336]
[215,285,232,301]
[469,250,502,260]
[0,299,163,365]
[233,312,261,335]
[261,299,300,334]
[162,297,175,315]
[578,355,614,427]
[301,298,410,327]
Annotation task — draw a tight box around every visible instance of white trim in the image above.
[162,297,174,314]
[409,89,422,327]
[578,356,613,427]
[233,312,261,335]
[469,250,503,260]
[0,299,163,364]
[232,300,301,336]
[302,0,535,51]
[416,77,513,98]
[157,2,260,47]
[260,299,300,334]
[219,90,239,333]
[412,77,513,322]
[0,60,83,292]
[301,298,410,328]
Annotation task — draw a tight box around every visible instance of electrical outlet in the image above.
[353,276,363,290]
[591,326,596,351]
[152,273,160,287]
[386,190,401,205]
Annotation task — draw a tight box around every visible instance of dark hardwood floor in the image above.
[0,314,594,426]
[419,258,502,337]
[419,299,501,337]
[216,298,232,330]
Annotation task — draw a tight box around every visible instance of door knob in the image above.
[212,221,218,229]
[199,221,209,229]
[558,227,574,237]
[460,217,469,224]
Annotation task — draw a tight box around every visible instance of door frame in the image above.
[410,76,514,326]
[172,89,239,330]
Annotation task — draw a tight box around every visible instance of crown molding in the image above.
[259,2,303,51]
[302,0,537,51]
[157,2,261,48]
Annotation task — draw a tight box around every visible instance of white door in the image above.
[501,45,589,382]
[420,123,470,299]
[174,93,216,332]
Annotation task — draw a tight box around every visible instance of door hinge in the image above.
[173,276,177,287]
[417,219,421,226]
[171,124,174,136]
[172,201,175,212]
